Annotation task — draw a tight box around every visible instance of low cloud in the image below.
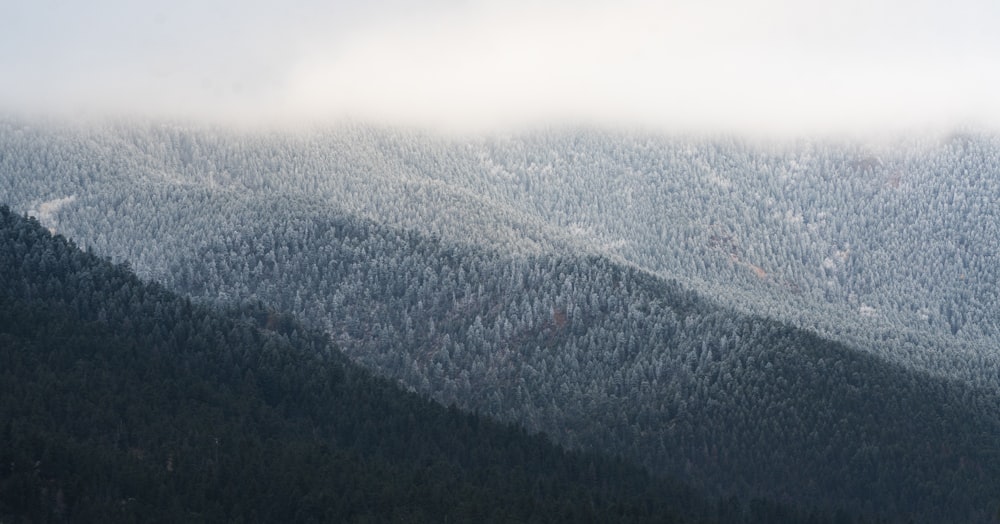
[3,0,998,135]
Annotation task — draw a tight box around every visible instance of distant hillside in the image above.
[2,120,997,388]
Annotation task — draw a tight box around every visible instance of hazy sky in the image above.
[3,0,999,134]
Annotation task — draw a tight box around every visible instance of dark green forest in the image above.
[0,205,688,522]
[2,207,856,522]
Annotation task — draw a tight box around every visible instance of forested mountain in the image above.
[2,118,999,522]
[2,119,997,386]
[170,207,1000,523]
[1,206,749,523]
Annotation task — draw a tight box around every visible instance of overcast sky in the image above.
[3,0,999,134]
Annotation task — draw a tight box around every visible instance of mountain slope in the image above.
[170,207,1000,523]
[2,119,1000,521]
[0,206,724,523]
[2,120,998,387]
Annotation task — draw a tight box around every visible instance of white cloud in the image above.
[2,0,999,134]
[276,0,1000,133]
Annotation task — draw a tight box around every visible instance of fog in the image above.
[3,0,999,135]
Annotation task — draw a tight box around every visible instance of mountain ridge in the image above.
[2,205,738,523]
[3,118,999,521]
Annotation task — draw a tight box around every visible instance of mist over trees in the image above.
[2,118,999,522]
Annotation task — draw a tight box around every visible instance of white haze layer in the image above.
[2,0,999,135]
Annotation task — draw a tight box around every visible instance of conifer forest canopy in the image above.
[2,119,1000,522]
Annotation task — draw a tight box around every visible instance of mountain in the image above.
[2,118,999,521]
[2,206,744,523]
[168,206,1000,523]
[3,120,998,387]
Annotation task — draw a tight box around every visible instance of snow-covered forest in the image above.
[4,119,997,381]
[2,118,999,522]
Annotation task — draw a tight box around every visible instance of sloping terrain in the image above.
[3,120,998,387]
[2,119,999,521]
[172,208,1000,523]
[1,207,728,523]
